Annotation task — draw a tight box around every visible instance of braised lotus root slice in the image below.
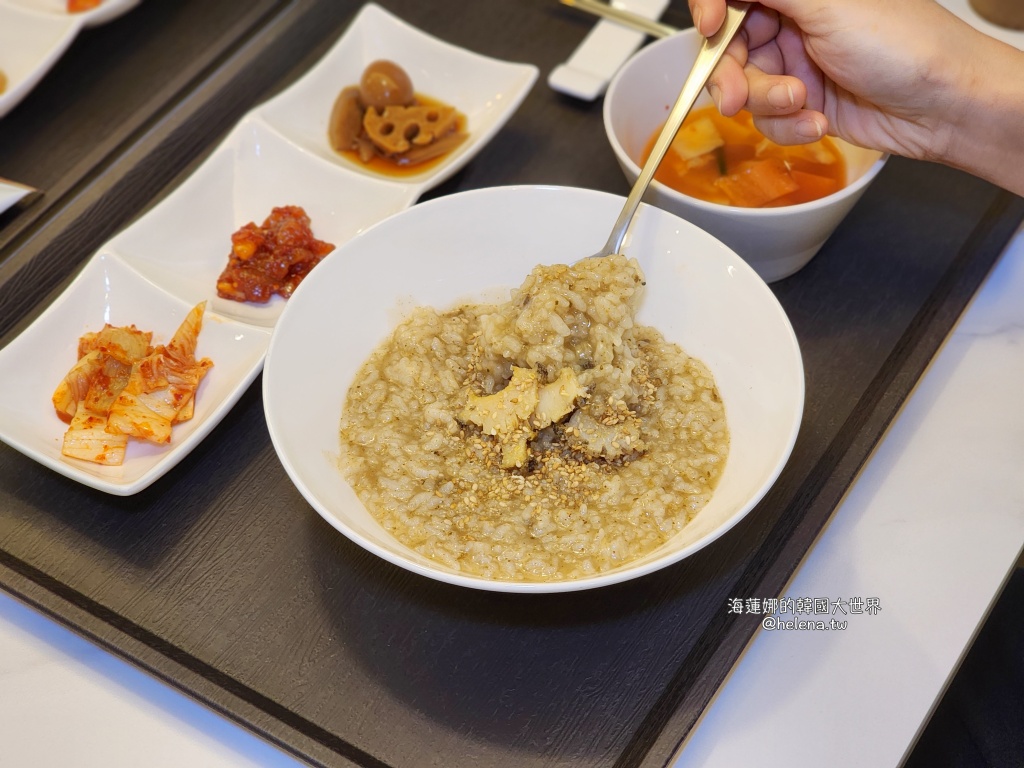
[329,62,416,154]
[327,59,468,168]
[363,104,460,156]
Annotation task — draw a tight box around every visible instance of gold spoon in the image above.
[589,2,750,259]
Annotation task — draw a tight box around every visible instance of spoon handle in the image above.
[599,2,750,257]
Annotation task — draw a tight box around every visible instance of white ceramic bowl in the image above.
[263,185,805,593]
[604,29,888,283]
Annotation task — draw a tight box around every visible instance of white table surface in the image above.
[2,3,1023,767]
[674,221,1024,767]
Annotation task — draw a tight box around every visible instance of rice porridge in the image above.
[338,254,729,582]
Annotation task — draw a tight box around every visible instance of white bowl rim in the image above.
[265,184,805,594]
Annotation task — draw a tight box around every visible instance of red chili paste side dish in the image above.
[216,205,335,304]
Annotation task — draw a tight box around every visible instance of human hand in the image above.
[687,0,979,163]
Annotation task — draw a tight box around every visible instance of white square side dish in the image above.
[0,253,271,495]
[110,115,418,328]
[0,4,78,119]
[2,0,141,27]
[255,2,539,196]
[0,0,143,119]
[0,178,40,217]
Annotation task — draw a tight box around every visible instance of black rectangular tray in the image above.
[2,2,1022,767]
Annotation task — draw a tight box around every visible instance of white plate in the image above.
[0,0,141,119]
[0,4,79,119]
[263,185,805,593]
[0,4,537,494]
[0,178,39,216]
[3,0,140,27]
[256,2,539,195]
[110,116,418,328]
[0,253,270,496]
